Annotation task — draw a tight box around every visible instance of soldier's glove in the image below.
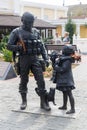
[45,60,49,67]
[54,65,60,71]
[16,45,23,52]
[39,59,46,72]
[7,45,23,52]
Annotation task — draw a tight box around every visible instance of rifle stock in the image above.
[17,29,26,52]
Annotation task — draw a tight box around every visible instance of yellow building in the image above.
[20,1,87,39]
[0,0,67,39]
[20,1,68,20]
[20,1,68,38]
[50,17,87,38]
[0,0,20,15]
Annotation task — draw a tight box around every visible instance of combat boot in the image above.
[40,95,51,111]
[35,87,51,111]
[20,93,27,110]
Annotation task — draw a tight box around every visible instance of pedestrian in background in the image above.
[54,32,62,44]
[62,32,70,44]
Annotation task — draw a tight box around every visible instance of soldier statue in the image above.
[7,12,51,111]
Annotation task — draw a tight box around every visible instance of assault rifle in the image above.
[13,30,26,75]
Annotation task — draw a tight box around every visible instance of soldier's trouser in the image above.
[19,55,51,111]
[19,55,45,94]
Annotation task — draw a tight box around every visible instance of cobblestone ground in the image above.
[0,55,87,130]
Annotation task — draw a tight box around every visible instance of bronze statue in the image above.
[7,12,51,111]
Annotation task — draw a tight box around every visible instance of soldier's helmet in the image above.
[21,12,34,24]
[62,44,75,56]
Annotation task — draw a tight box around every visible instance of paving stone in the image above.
[0,55,87,130]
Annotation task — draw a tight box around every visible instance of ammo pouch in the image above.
[14,62,20,75]
[39,59,46,72]
[27,49,32,54]
[27,48,41,55]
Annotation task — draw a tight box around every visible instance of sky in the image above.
[22,0,87,6]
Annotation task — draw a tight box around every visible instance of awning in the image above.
[0,14,56,29]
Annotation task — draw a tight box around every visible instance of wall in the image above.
[57,10,66,18]
[23,6,41,18]
[73,38,87,53]
[56,26,62,36]
[44,9,54,20]
[80,25,87,38]
[0,0,20,15]
[21,2,68,20]
[0,0,14,14]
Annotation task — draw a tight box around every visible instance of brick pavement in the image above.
[0,55,87,130]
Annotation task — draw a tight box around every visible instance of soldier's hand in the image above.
[45,60,49,67]
[17,45,23,51]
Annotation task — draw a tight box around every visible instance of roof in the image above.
[34,18,56,29]
[0,15,56,29]
[0,15,21,27]
[60,16,87,19]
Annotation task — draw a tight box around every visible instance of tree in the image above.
[65,18,76,44]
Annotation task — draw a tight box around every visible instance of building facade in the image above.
[20,1,68,39]
[0,0,87,40]
[0,0,68,39]
[20,1,68,20]
[0,0,20,15]
[49,17,87,38]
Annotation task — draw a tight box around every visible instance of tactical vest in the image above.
[17,28,42,55]
[23,39,41,55]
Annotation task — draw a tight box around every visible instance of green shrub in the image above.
[2,48,12,62]
[0,42,7,51]
[0,35,9,51]
[65,18,76,44]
